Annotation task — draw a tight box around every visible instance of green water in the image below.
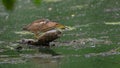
[0,0,120,68]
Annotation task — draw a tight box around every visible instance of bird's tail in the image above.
[22,27,28,30]
[22,24,30,30]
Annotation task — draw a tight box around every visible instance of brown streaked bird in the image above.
[23,19,66,39]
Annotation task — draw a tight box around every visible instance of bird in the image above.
[23,19,66,39]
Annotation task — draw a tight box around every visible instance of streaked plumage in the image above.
[23,19,66,39]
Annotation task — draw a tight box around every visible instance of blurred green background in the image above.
[0,0,120,68]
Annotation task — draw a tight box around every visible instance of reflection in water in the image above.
[31,57,61,68]
[38,47,60,56]
[29,47,62,68]
[21,47,62,68]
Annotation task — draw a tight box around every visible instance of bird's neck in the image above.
[55,28,63,32]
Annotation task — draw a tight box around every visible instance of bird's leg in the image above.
[39,32,45,37]
[34,32,40,39]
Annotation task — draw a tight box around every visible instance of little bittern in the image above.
[23,19,66,39]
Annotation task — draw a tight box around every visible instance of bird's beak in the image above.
[56,24,66,29]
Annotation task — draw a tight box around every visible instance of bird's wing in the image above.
[39,24,55,32]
